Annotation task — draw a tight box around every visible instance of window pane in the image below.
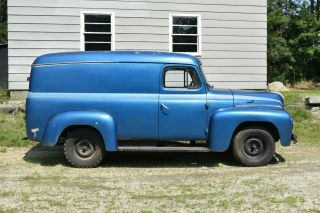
[165,70,185,88]
[85,15,111,23]
[85,24,111,33]
[172,35,197,43]
[173,44,197,52]
[85,34,111,42]
[173,26,197,34]
[164,68,200,89]
[173,17,197,25]
[85,43,111,51]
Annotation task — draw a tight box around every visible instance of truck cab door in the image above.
[159,65,207,141]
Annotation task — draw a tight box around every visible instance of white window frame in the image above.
[169,14,202,56]
[80,11,115,51]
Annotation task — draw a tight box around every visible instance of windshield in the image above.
[199,64,214,89]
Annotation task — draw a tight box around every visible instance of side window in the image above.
[164,67,201,89]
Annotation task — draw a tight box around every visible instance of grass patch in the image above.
[282,89,320,145]
[0,112,34,147]
[267,196,305,207]
[0,88,9,104]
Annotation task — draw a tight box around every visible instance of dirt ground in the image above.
[0,144,320,213]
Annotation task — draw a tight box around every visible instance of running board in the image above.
[117,146,210,152]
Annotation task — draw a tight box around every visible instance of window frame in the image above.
[169,14,202,56]
[162,66,203,91]
[80,11,115,51]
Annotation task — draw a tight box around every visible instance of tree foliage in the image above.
[268,0,320,83]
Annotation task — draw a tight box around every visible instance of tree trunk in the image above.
[311,0,315,12]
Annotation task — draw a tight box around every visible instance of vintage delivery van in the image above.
[26,51,296,167]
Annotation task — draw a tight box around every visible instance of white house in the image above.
[7,0,267,98]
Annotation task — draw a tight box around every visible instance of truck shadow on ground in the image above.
[23,145,286,168]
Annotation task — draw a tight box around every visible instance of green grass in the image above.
[0,112,34,147]
[0,88,9,104]
[282,89,320,145]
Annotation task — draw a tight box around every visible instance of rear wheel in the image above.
[64,128,106,168]
[232,126,275,167]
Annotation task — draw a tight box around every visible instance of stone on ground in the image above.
[268,81,289,92]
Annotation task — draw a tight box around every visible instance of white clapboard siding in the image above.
[8,82,29,90]
[9,0,266,7]
[9,40,80,49]
[201,59,267,67]
[211,81,267,89]
[200,51,266,59]
[8,7,266,22]
[9,32,81,41]
[8,48,79,57]
[201,66,267,74]
[8,74,30,82]
[8,24,80,33]
[9,65,32,74]
[9,1,266,14]
[206,74,266,82]
[8,0,267,90]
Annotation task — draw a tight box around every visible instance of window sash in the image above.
[81,12,115,51]
[170,14,201,55]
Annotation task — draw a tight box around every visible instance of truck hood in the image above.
[231,89,284,108]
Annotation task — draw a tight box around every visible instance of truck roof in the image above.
[32,51,201,67]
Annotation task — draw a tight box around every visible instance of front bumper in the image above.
[291,134,298,144]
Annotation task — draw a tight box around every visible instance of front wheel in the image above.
[232,127,275,167]
[64,128,106,168]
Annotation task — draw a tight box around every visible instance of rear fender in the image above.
[208,107,293,152]
[42,111,117,151]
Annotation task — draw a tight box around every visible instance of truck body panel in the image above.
[26,51,294,154]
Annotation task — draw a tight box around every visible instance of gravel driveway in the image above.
[0,144,320,212]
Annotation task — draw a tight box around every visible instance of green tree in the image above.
[0,0,7,44]
[267,0,295,82]
[268,0,320,83]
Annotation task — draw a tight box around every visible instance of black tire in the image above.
[64,128,106,168]
[232,126,275,167]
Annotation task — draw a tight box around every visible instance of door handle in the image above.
[160,103,170,111]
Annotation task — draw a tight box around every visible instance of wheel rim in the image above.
[243,137,264,157]
[75,139,95,158]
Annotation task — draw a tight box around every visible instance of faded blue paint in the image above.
[43,111,117,151]
[26,51,294,152]
[32,51,200,67]
[208,106,293,152]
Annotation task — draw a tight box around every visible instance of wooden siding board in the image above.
[8,0,267,90]
[9,0,266,7]
[8,7,266,22]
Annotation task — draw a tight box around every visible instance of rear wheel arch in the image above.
[59,125,104,147]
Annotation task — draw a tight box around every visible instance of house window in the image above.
[81,12,115,51]
[169,14,201,56]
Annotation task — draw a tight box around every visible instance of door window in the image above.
[163,67,201,89]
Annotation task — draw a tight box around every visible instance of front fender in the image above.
[42,111,117,151]
[208,106,293,152]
